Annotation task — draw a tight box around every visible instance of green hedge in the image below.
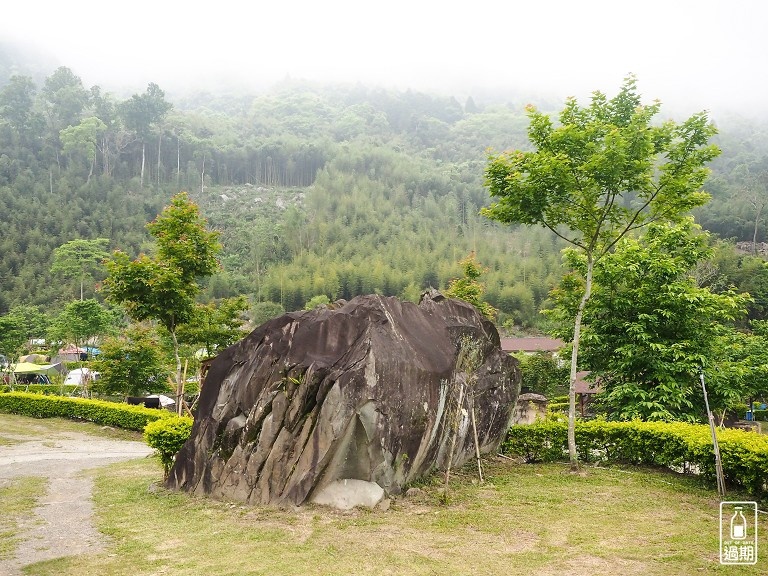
[547,401,568,412]
[1,384,81,395]
[0,392,173,431]
[502,419,768,496]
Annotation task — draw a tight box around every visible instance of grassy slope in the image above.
[2,413,765,575]
[22,457,768,576]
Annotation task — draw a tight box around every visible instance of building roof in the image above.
[574,371,601,394]
[500,337,564,353]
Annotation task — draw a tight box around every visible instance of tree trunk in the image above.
[87,153,95,185]
[568,255,594,470]
[157,131,162,189]
[200,153,206,195]
[171,329,183,416]
[753,201,763,255]
[140,141,146,188]
[177,134,181,190]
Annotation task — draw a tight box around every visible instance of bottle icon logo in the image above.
[720,501,758,565]
[731,506,747,540]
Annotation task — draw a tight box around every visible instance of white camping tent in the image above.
[147,394,175,407]
[64,367,100,386]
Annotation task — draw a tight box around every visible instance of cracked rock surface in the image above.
[168,292,520,507]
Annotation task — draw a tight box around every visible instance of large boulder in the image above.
[166,291,520,507]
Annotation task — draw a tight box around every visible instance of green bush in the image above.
[547,401,568,413]
[144,416,193,478]
[752,409,768,422]
[1,384,81,395]
[0,391,173,431]
[502,419,768,496]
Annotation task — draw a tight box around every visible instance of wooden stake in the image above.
[471,404,483,483]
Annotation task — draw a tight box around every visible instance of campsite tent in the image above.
[19,353,48,363]
[147,394,176,407]
[13,362,64,375]
[63,367,100,386]
[58,345,87,362]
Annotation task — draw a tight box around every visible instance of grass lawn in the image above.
[3,414,767,575]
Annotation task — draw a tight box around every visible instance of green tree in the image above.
[93,324,169,397]
[252,301,285,326]
[175,296,249,356]
[444,252,497,320]
[304,294,331,310]
[0,305,48,360]
[60,117,107,183]
[709,320,768,420]
[482,76,720,467]
[516,351,570,397]
[103,192,220,411]
[49,299,114,377]
[119,82,172,188]
[51,238,110,301]
[552,220,749,421]
[0,75,40,145]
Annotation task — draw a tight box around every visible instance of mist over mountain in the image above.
[1,32,768,330]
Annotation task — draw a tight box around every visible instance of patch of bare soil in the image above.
[0,428,153,576]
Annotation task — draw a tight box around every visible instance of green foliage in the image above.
[515,351,569,397]
[482,76,721,463]
[104,192,221,407]
[0,391,172,431]
[1,67,766,342]
[48,298,114,352]
[443,252,497,320]
[92,324,170,397]
[50,238,109,300]
[753,410,768,422]
[252,301,285,327]
[143,416,193,478]
[482,75,718,255]
[104,192,221,335]
[304,294,331,310]
[0,384,79,395]
[552,220,750,421]
[0,305,48,359]
[503,419,768,496]
[175,296,249,354]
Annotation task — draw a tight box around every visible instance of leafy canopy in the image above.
[444,252,497,320]
[104,192,221,334]
[482,75,719,258]
[550,220,749,421]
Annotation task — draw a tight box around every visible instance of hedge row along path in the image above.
[0,415,153,576]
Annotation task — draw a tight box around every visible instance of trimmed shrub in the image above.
[144,416,193,478]
[502,419,768,496]
[1,384,80,395]
[547,401,568,413]
[0,391,173,431]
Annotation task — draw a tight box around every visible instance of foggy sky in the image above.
[2,0,765,117]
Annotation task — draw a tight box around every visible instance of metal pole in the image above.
[700,372,726,497]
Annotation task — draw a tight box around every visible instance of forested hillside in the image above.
[2,54,768,331]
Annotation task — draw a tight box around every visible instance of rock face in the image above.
[166,291,520,507]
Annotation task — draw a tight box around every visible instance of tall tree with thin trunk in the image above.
[103,192,220,413]
[51,238,110,301]
[119,83,172,188]
[481,75,720,469]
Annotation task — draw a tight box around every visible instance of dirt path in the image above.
[0,426,154,576]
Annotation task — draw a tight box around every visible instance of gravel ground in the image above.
[0,427,154,576]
